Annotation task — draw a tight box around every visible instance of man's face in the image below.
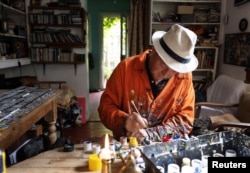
[149,48,177,83]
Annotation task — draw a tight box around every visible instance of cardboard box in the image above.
[177,6,194,14]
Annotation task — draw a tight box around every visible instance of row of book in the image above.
[29,10,83,25]
[30,47,84,63]
[30,28,83,43]
[195,49,215,69]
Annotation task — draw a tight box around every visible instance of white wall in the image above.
[218,0,250,81]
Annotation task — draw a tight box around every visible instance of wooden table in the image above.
[0,86,60,149]
[7,144,124,173]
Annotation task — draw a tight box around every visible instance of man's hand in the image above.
[125,112,147,132]
[124,112,148,144]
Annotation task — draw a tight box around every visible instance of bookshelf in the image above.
[194,47,218,81]
[150,0,222,81]
[28,6,86,65]
[0,1,29,69]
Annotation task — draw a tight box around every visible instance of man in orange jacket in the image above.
[98,24,198,144]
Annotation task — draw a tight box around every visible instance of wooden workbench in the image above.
[0,86,60,149]
[7,144,124,173]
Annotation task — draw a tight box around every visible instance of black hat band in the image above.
[159,37,191,64]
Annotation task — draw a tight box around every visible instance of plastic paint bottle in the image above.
[0,150,6,173]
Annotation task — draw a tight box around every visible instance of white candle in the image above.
[99,134,111,160]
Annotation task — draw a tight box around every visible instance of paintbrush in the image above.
[131,100,140,115]
[131,100,148,128]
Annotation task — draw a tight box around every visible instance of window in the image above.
[100,13,128,88]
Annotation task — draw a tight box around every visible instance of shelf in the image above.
[195,46,219,49]
[193,75,209,81]
[30,24,83,28]
[0,33,26,39]
[32,61,85,64]
[29,6,84,11]
[32,61,85,75]
[195,69,214,72]
[152,22,220,25]
[31,43,86,48]
[152,0,222,3]
[0,2,26,15]
[0,58,31,69]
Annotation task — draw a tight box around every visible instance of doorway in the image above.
[100,13,128,89]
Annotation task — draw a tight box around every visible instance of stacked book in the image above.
[70,10,83,24]
[29,10,83,25]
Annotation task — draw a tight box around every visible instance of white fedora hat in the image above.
[152,24,198,73]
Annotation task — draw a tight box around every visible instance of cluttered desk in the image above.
[0,86,60,149]
[6,131,250,173]
[1,87,250,172]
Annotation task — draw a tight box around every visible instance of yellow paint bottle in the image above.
[0,150,6,173]
[129,137,138,147]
